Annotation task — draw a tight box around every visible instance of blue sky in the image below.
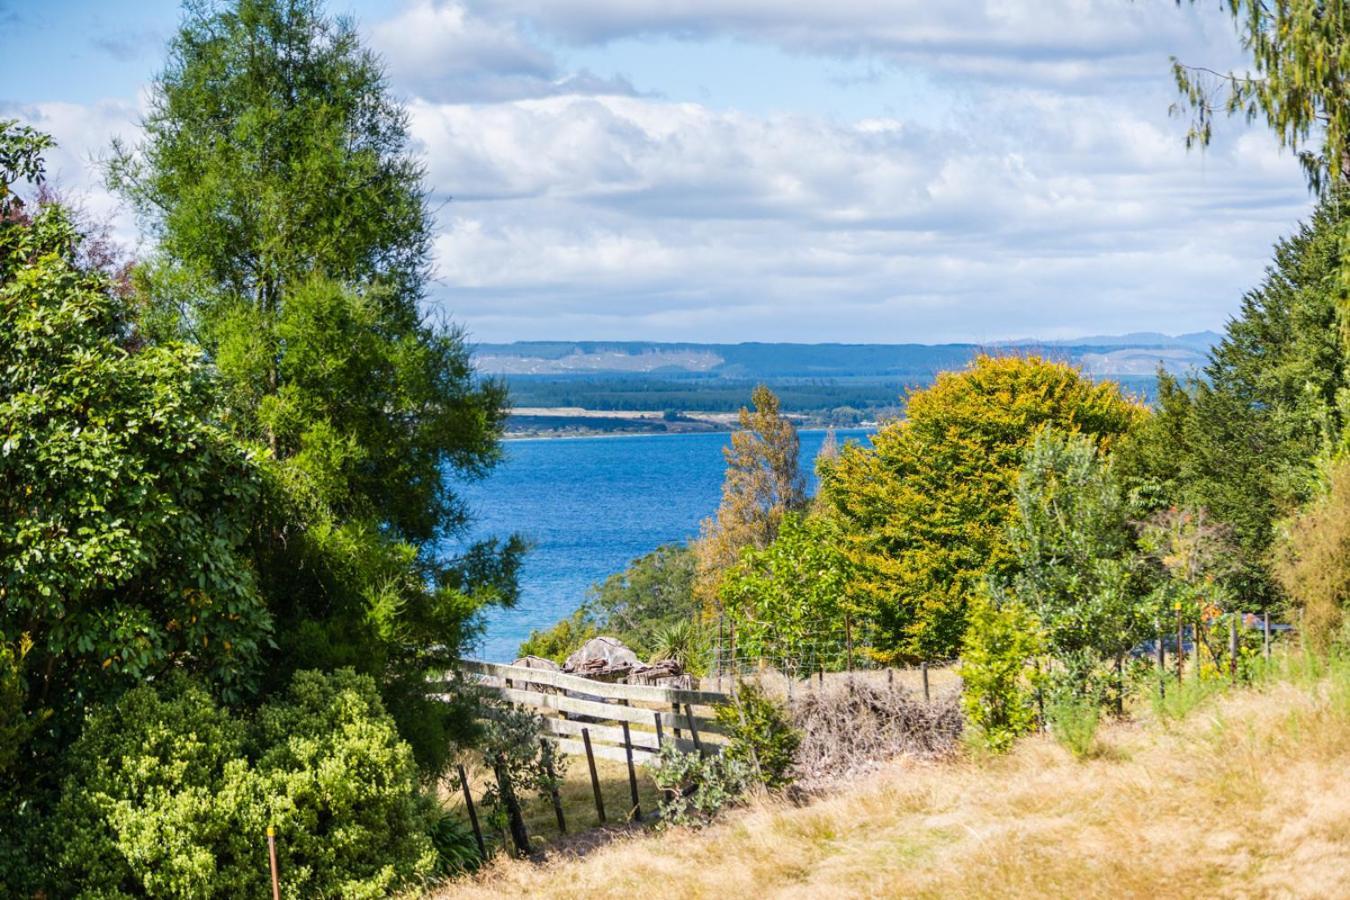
[1,0,1316,343]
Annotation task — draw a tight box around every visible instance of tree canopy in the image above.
[106,0,519,773]
[822,354,1144,662]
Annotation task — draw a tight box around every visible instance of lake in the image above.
[453,428,872,661]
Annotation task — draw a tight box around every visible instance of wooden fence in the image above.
[453,659,730,765]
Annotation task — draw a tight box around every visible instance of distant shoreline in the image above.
[503,408,877,440]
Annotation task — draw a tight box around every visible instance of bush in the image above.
[1274,460,1350,653]
[960,590,1044,753]
[1047,692,1102,759]
[714,682,800,790]
[648,745,751,828]
[52,670,438,899]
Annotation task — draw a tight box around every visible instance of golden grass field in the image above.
[434,657,1350,899]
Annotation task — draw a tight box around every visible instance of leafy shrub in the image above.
[428,812,482,877]
[1274,460,1350,653]
[960,590,1044,753]
[476,701,564,844]
[648,745,751,828]
[1047,692,1102,759]
[52,670,437,899]
[714,682,800,790]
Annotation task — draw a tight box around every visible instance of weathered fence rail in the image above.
[447,659,731,766]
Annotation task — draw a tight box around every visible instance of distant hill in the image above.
[474,335,1219,433]
[473,334,1219,380]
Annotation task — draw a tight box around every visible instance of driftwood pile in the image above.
[791,680,963,788]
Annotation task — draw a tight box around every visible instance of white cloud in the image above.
[370,1,637,100]
[412,85,1311,341]
[1,98,143,247]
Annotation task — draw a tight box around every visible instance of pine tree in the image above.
[694,385,806,611]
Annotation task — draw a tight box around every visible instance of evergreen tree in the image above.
[107,0,519,773]
[693,385,806,610]
[1118,202,1349,610]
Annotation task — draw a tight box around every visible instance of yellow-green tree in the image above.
[821,355,1144,662]
[694,385,806,609]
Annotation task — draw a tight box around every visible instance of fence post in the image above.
[921,662,930,703]
[621,721,642,821]
[887,667,894,692]
[845,612,854,674]
[1156,627,1166,700]
[1263,610,1271,661]
[457,763,486,860]
[684,703,703,756]
[493,754,530,857]
[540,738,567,834]
[581,728,606,825]
[267,826,280,900]
[1195,619,1204,681]
[653,710,665,749]
[1229,615,1239,682]
[671,701,683,742]
[1175,603,1184,684]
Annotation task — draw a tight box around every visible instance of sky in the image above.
[1,0,1319,343]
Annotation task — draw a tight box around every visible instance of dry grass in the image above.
[434,664,1350,899]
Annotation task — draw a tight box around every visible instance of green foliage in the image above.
[647,745,751,828]
[720,513,853,674]
[1116,202,1349,608]
[714,682,801,790]
[649,618,706,672]
[476,701,563,840]
[1008,429,1158,696]
[518,543,696,665]
[428,811,483,877]
[1,126,272,780]
[1274,459,1350,653]
[105,0,519,776]
[1172,1,1350,192]
[52,670,437,899]
[517,609,599,663]
[1046,692,1101,760]
[960,589,1044,753]
[823,354,1143,661]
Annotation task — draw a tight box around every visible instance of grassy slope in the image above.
[437,661,1350,899]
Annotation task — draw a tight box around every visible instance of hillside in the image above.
[476,335,1217,434]
[474,336,1218,379]
[436,666,1350,898]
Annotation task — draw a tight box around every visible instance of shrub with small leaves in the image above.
[648,745,751,828]
[51,670,438,898]
[714,682,800,790]
[960,588,1044,753]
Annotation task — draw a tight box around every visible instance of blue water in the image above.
[453,429,872,661]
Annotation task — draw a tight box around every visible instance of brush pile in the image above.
[790,680,962,788]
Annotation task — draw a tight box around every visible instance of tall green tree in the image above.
[822,355,1142,662]
[108,0,518,773]
[693,385,805,609]
[1,121,278,882]
[1116,202,1349,608]
[1007,429,1156,697]
[719,513,854,676]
